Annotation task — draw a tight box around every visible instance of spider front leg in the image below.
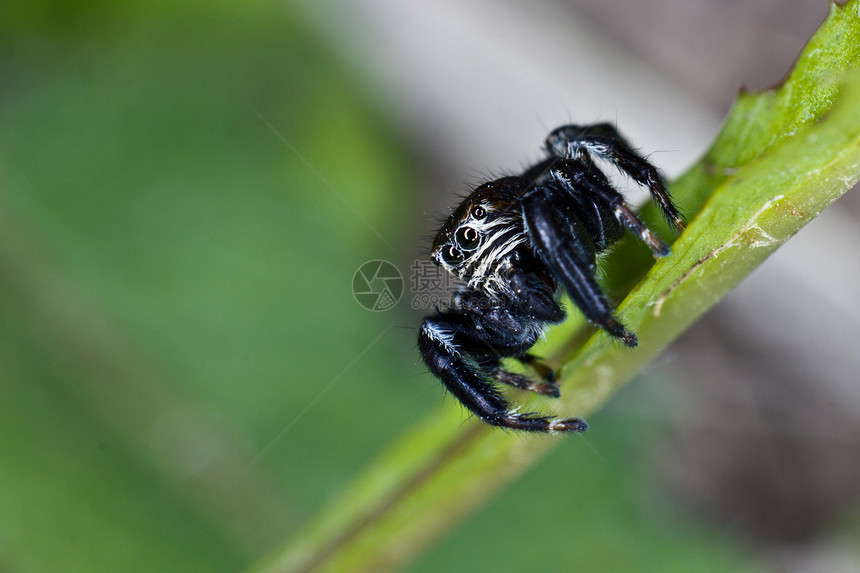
[550,159,672,257]
[522,187,639,347]
[418,314,587,433]
[546,123,685,232]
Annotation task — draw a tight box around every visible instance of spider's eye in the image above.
[455,226,480,250]
[440,245,464,266]
[472,205,487,219]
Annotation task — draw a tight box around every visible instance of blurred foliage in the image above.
[2,1,844,572]
[1,0,418,569]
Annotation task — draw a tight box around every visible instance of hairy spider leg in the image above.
[522,187,639,347]
[550,159,672,257]
[489,366,560,397]
[447,288,562,398]
[489,352,560,397]
[418,316,587,433]
[520,353,557,384]
[546,123,686,232]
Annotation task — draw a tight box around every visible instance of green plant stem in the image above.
[249,4,860,572]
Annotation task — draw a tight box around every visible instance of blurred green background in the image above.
[0,1,772,571]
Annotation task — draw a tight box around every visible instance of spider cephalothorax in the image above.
[431,179,531,297]
[419,123,684,434]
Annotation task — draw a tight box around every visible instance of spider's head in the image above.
[431,178,527,289]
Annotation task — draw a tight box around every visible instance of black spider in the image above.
[418,123,684,434]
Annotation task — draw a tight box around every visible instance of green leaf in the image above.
[249,3,860,572]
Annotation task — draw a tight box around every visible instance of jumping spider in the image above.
[419,123,684,434]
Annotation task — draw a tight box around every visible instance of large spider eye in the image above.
[455,226,480,250]
[471,205,487,219]
[440,245,464,266]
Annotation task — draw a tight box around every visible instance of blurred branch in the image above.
[249,3,860,572]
